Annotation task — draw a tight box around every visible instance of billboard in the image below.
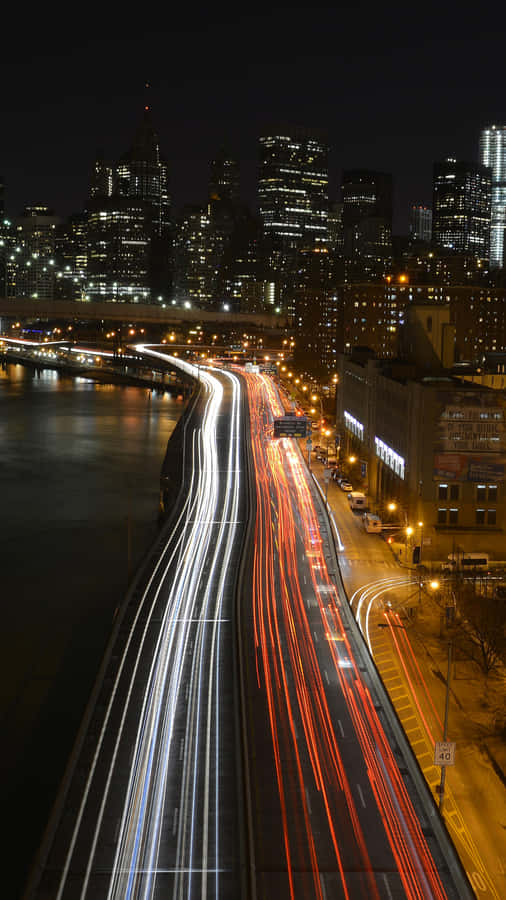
[433,453,505,481]
[273,415,309,438]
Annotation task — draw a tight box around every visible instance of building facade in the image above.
[341,170,393,281]
[258,128,329,249]
[410,205,432,243]
[336,353,506,562]
[479,124,506,269]
[8,206,62,300]
[87,199,150,302]
[334,281,506,360]
[432,158,491,259]
[86,108,170,303]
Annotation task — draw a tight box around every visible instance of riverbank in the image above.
[2,348,192,395]
[0,362,185,899]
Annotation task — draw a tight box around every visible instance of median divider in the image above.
[233,375,258,900]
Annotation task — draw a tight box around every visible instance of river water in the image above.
[0,362,183,897]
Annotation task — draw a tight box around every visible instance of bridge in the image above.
[0,296,289,332]
[23,350,473,900]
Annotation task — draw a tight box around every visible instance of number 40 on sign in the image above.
[434,741,456,766]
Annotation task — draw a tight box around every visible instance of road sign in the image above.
[306,437,312,447]
[434,741,456,766]
[273,415,309,438]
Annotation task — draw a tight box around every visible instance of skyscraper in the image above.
[116,107,171,297]
[87,199,150,302]
[11,205,62,300]
[86,107,171,303]
[209,149,240,205]
[479,125,506,268]
[258,127,329,248]
[172,205,217,306]
[116,107,170,240]
[410,205,432,243]
[432,158,491,259]
[341,170,393,280]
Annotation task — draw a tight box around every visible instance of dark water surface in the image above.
[0,363,183,897]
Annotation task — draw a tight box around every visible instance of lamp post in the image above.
[312,393,323,439]
[324,428,332,464]
[405,525,414,564]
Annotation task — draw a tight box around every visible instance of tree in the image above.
[458,586,506,678]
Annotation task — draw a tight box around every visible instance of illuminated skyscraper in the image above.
[116,107,170,240]
[479,125,506,268]
[432,158,491,259]
[11,205,62,300]
[410,205,432,243]
[172,205,217,305]
[258,127,329,248]
[86,107,171,302]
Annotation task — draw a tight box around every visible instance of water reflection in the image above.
[0,362,183,898]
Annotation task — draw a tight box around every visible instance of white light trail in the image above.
[55,349,243,900]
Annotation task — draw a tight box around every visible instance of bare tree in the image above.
[458,585,506,678]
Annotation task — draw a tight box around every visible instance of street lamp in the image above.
[405,525,414,563]
[324,428,332,464]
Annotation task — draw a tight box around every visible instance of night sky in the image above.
[2,1,505,232]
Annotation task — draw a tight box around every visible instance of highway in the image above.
[26,361,473,900]
[240,371,471,900]
[27,352,247,899]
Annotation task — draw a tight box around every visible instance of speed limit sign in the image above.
[434,741,456,766]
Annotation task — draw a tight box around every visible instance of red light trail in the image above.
[244,371,449,899]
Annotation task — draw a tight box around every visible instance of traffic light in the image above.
[387,536,393,544]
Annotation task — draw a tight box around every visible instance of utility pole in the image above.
[438,641,453,813]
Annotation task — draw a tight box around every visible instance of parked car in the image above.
[339,480,353,492]
[363,513,382,533]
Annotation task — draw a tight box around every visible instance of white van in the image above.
[363,513,382,533]
[348,491,368,511]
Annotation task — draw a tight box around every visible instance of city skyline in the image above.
[2,2,505,232]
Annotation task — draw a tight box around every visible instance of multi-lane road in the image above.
[26,360,472,900]
[27,355,247,898]
[240,371,470,899]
